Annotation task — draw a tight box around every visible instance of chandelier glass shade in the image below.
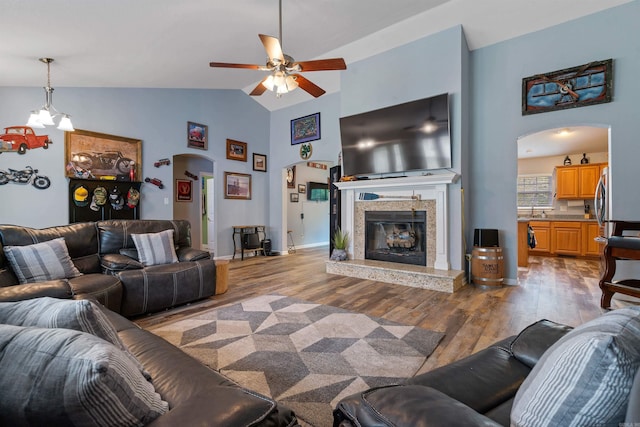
[26,58,75,132]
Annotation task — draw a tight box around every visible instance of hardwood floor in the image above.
[135,247,626,374]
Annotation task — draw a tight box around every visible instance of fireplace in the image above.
[365,210,426,266]
[327,174,465,294]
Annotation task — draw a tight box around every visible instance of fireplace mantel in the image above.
[334,172,459,271]
[334,172,459,192]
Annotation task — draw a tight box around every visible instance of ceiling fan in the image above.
[209,0,347,98]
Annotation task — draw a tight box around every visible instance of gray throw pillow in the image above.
[0,324,168,427]
[131,229,178,266]
[511,306,640,427]
[3,237,82,284]
[0,297,150,380]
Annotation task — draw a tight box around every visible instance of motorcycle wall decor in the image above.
[65,129,141,180]
[0,166,51,189]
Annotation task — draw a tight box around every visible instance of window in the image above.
[517,174,553,207]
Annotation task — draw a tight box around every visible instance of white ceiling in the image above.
[0,0,631,111]
[518,126,609,159]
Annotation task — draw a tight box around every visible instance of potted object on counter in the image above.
[330,228,350,261]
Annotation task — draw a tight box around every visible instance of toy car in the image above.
[0,126,51,155]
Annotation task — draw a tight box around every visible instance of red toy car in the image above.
[0,126,51,155]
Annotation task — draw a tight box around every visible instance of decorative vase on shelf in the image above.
[581,153,589,164]
[330,228,349,261]
[564,155,572,165]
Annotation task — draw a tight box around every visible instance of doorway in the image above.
[172,154,214,252]
[516,125,609,274]
[282,160,333,253]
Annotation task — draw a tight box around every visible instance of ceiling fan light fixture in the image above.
[421,120,439,133]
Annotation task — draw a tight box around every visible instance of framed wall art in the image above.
[175,179,192,202]
[224,172,251,200]
[187,122,208,150]
[522,59,613,115]
[65,129,141,180]
[290,193,299,203]
[226,139,248,162]
[298,183,306,194]
[253,153,267,172]
[291,112,320,145]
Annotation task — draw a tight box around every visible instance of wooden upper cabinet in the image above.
[556,167,579,199]
[578,165,601,198]
[555,163,606,199]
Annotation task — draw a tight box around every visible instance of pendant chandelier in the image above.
[26,58,75,132]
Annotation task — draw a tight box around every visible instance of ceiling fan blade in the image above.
[294,74,326,98]
[249,78,269,96]
[259,34,284,63]
[294,58,347,72]
[209,62,264,70]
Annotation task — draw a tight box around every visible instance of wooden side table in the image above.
[232,225,266,260]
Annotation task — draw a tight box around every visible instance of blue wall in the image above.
[1,2,639,274]
[469,1,640,280]
[0,87,271,258]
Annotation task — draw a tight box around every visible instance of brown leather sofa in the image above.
[333,317,640,426]
[0,219,218,317]
[103,304,299,426]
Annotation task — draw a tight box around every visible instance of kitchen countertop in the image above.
[518,216,598,222]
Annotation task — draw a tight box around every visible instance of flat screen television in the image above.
[307,182,329,201]
[339,93,451,177]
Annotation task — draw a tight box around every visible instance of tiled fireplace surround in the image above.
[326,173,465,293]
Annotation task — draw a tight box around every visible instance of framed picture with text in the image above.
[176,179,192,202]
[187,122,208,150]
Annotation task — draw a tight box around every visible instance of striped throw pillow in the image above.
[0,297,150,380]
[3,237,82,284]
[131,229,178,266]
[0,325,168,427]
[511,307,640,427]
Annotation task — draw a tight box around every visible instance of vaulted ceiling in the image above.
[0,0,631,111]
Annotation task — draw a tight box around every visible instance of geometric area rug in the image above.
[146,294,444,427]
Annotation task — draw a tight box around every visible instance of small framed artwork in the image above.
[176,179,193,202]
[187,122,208,150]
[224,172,251,200]
[226,139,248,162]
[253,153,267,172]
[291,112,321,145]
[298,184,306,194]
[522,59,613,115]
[290,193,299,203]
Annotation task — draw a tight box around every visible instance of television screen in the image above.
[307,182,329,201]
[339,93,451,177]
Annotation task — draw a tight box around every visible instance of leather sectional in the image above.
[0,219,218,316]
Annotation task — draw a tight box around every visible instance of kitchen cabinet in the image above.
[582,222,605,257]
[530,221,551,254]
[551,221,582,256]
[555,163,607,199]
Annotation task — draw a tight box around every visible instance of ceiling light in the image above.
[26,58,75,132]
[262,71,298,98]
[421,120,439,133]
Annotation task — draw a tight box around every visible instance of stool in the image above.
[287,230,296,254]
[599,221,640,308]
[215,260,229,295]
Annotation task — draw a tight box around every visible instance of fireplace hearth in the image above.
[365,210,426,266]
